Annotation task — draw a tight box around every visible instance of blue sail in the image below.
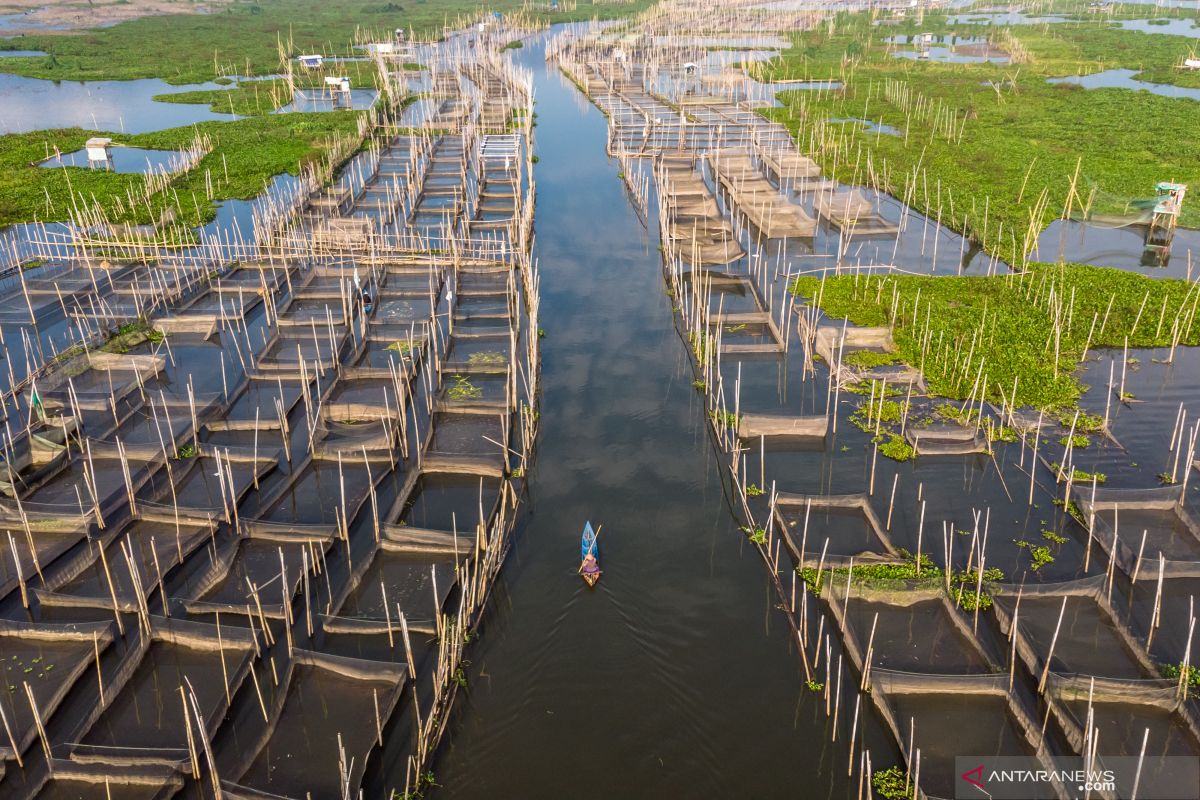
[581,521,597,560]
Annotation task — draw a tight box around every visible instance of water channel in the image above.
[424,34,891,798]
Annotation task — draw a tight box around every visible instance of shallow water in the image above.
[0,74,236,134]
[1113,17,1200,37]
[1034,218,1200,278]
[1047,67,1200,101]
[38,145,186,173]
[892,45,1010,63]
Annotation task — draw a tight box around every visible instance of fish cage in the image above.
[1074,484,1200,578]
[176,523,336,619]
[990,576,1158,680]
[823,579,997,675]
[65,617,256,769]
[772,492,899,565]
[0,619,115,771]
[221,650,405,800]
[30,518,216,614]
[1045,673,1200,798]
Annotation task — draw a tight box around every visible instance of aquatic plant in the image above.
[174,443,198,460]
[1058,434,1090,448]
[1041,529,1068,545]
[1051,465,1106,484]
[952,587,993,612]
[842,349,900,369]
[386,339,416,354]
[467,351,506,365]
[447,375,482,401]
[1160,662,1200,691]
[1016,539,1056,571]
[879,434,915,462]
[805,679,825,692]
[741,525,767,545]
[745,484,765,497]
[0,113,364,229]
[872,766,911,800]
[710,409,739,430]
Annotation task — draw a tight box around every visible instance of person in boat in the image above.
[581,553,600,578]
[361,287,374,314]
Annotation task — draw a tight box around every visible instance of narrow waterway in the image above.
[429,36,887,798]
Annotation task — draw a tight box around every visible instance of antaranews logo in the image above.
[954,756,1200,800]
[960,764,986,793]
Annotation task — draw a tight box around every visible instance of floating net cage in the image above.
[990,576,1158,681]
[1045,673,1200,798]
[66,617,257,769]
[31,518,217,614]
[823,580,997,675]
[772,492,899,565]
[812,325,926,392]
[0,39,540,797]
[869,670,1069,800]
[1074,484,1200,578]
[0,619,116,773]
[221,650,406,800]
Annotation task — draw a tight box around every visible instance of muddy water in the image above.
[426,36,890,798]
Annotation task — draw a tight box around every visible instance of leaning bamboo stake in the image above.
[0,701,22,768]
[23,682,51,763]
[1038,596,1068,694]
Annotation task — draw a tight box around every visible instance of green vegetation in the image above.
[710,408,739,430]
[1160,662,1200,690]
[386,339,418,354]
[1016,539,1057,571]
[879,433,915,462]
[1059,434,1091,448]
[175,443,199,460]
[805,679,825,692]
[0,0,657,85]
[842,349,901,369]
[447,374,482,401]
[741,525,768,545]
[1051,464,1107,483]
[503,40,525,50]
[872,766,911,800]
[101,320,164,353]
[0,112,362,228]
[1041,529,1069,545]
[847,389,915,462]
[790,267,1200,411]
[467,351,507,365]
[799,552,1004,610]
[760,13,1200,264]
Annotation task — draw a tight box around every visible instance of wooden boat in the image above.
[580,521,601,587]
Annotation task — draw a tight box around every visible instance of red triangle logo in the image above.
[961,764,986,791]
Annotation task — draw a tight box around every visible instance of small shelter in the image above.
[84,137,113,170]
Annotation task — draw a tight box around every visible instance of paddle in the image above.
[577,524,603,574]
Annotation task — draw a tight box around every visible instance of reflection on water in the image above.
[1034,218,1200,279]
[1047,67,1200,101]
[0,73,236,134]
[39,145,185,173]
[1113,18,1200,37]
[426,32,879,800]
[892,45,1010,63]
[275,87,380,114]
[827,116,901,136]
